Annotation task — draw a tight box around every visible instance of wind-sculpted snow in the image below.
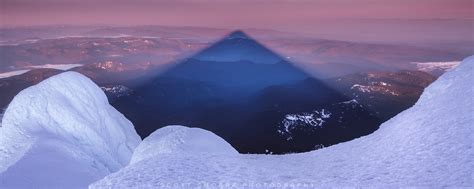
[0,72,141,188]
[92,56,473,188]
[131,125,238,164]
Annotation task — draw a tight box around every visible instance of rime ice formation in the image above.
[0,72,141,188]
[92,56,473,188]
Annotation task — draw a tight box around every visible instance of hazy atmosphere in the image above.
[0,0,472,188]
[2,0,472,25]
[2,0,473,44]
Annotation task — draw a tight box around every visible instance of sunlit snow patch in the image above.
[351,83,399,96]
[412,61,461,72]
[0,64,83,79]
[0,70,30,79]
[26,63,83,70]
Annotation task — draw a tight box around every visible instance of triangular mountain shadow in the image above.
[113,30,382,154]
[157,30,314,93]
[192,30,284,64]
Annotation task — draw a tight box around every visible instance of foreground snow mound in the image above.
[91,56,473,188]
[0,72,141,188]
[131,125,238,164]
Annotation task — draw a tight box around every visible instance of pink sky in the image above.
[1,0,472,45]
[1,0,472,28]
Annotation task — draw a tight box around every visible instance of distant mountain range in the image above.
[1,26,467,77]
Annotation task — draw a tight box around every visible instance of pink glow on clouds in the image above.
[0,0,472,28]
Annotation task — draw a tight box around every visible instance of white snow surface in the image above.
[131,125,238,164]
[92,56,473,188]
[412,61,461,72]
[0,71,141,188]
[351,83,399,96]
[27,63,83,70]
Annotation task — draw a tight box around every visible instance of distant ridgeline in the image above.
[112,31,382,154]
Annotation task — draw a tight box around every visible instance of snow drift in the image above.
[131,125,238,164]
[92,56,473,188]
[0,72,141,188]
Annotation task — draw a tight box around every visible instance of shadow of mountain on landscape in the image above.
[107,30,383,154]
